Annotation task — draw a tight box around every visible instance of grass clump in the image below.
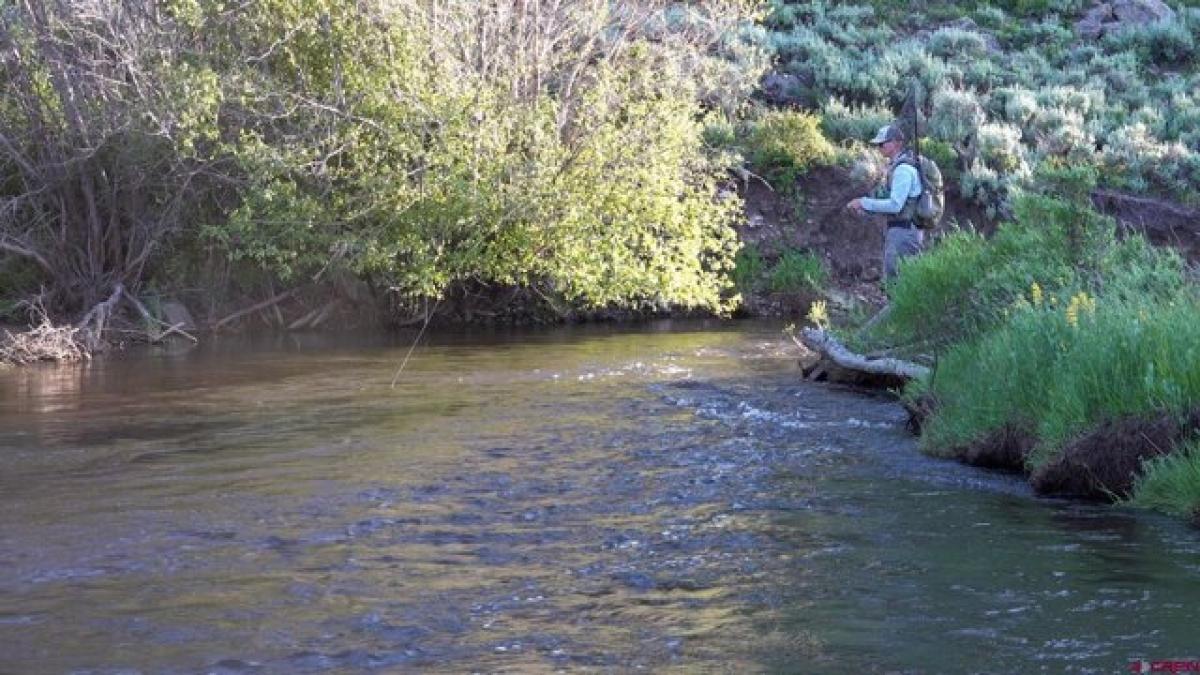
[768,250,828,293]
[732,244,767,292]
[919,294,1200,468]
[1130,439,1200,519]
[732,246,827,295]
[868,167,1200,519]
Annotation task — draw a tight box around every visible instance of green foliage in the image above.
[920,294,1200,469]
[1130,439,1200,518]
[865,184,1183,353]
[919,138,960,185]
[730,244,827,295]
[0,0,768,319]
[875,182,1194,492]
[820,98,894,143]
[1104,19,1196,67]
[768,249,828,293]
[927,27,990,60]
[760,1,1200,210]
[732,244,767,292]
[744,110,836,188]
[929,88,985,145]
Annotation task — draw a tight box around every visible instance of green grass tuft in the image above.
[1130,439,1200,518]
[768,249,828,294]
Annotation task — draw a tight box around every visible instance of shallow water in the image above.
[1,321,1198,673]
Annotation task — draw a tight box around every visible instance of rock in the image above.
[1076,0,1175,39]
[161,300,196,330]
[759,71,805,105]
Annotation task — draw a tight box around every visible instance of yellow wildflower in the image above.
[1030,282,1043,308]
[1065,292,1094,328]
[807,300,830,330]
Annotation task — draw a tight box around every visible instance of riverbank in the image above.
[818,164,1200,526]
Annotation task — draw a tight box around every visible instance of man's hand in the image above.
[845,198,866,215]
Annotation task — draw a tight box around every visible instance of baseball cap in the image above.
[870,124,906,145]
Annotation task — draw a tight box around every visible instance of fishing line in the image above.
[390,295,441,389]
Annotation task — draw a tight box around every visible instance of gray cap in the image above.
[870,124,906,145]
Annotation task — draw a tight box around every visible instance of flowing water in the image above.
[1,321,1198,674]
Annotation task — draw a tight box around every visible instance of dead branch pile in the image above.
[0,309,88,365]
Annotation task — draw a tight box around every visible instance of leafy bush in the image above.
[919,138,961,185]
[991,87,1039,128]
[745,110,836,188]
[930,88,985,146]
[1010,17,1073,54]
[820,98,894,143]
[1104,19,1196,66]
[927,27,990,60]
[976,122,1026,173]
[972,5,1010,30]
[1031,107,1094,159]
[1036,86,1103,117]
[768,250,828,293]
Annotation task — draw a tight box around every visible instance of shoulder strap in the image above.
[891,153,925,194]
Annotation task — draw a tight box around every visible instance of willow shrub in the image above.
[190,1,766,316]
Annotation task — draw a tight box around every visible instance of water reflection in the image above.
[1,321,1197,673]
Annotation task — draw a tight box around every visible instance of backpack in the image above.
[896,154,944,230]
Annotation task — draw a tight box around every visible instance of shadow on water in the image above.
[1,320,1198,673]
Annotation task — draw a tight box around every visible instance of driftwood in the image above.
[123,292,198,343]
[75,283,126,351]
[0,304,89,364]
[286,299,339,331]
[795,327,929,385]
[212,288,300,331]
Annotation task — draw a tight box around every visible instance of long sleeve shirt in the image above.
[862,162,921,215]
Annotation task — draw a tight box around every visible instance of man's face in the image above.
[878,139,901,158]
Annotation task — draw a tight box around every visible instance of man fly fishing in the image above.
[845,123,929,282]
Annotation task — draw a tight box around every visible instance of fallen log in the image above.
[794,327,929,386]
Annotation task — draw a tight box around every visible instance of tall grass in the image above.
[919,294,1200,469]
[1130,438,1200,518]
[861,175,1185,355]
[768,250,828,293]
[872,172,1197,487]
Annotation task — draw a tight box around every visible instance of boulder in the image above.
[759,71,806,106]
[1076,0,1176,39]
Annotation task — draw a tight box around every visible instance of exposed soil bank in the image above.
[1031,409,1200,500]
[924,408,1200,514]
[950,423,1037,473]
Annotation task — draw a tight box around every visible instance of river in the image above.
[1,321,1197,673]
